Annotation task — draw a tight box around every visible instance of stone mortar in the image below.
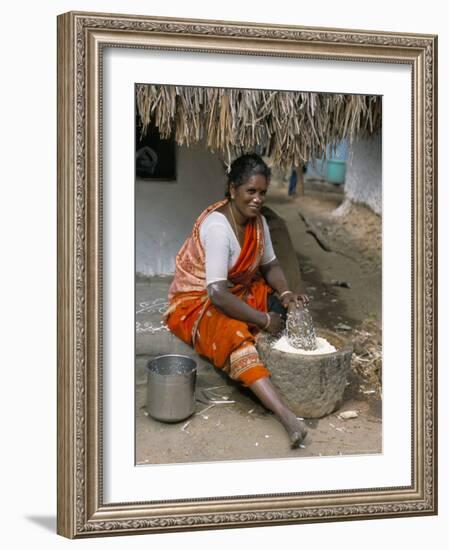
[256,329,352,418]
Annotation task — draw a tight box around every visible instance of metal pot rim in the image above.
[146,354,197,374]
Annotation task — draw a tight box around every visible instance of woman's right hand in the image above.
[263,312,285,335]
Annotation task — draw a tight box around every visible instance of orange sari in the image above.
[165,199,272,386]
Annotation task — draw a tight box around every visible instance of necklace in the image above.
[229,201,244,243]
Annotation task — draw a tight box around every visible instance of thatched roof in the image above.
[136,84,381,172]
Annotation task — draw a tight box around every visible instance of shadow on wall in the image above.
[24,516,56,533]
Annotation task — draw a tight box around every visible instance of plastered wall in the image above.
[345,132,382,215]
[136,143,226,276]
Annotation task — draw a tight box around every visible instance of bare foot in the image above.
[289,421,308,449]
[247,378,308,449]
[281,411,308,448]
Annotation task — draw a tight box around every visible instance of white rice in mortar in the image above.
[272,335,336,355]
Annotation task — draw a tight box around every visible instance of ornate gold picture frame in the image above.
[57,11,437,538]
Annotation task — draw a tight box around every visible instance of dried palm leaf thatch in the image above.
[136,84,381,172]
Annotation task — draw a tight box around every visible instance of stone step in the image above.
[136,328,194,356]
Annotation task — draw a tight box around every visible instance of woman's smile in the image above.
[231,174,268,223]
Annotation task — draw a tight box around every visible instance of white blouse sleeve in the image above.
[201,222,232,285]
[260,216,277,265]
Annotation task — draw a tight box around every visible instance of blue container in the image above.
[306,139,349,182]
[326,159,347,184]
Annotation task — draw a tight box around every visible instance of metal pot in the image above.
[146,354,197,423]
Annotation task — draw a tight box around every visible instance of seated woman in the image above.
[165,153,308,448]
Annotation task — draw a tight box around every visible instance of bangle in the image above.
[279,290,293,300]
[263,312,271,330]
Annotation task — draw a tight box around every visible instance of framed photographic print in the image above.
[57,11,437,538]
[134,82,383,467]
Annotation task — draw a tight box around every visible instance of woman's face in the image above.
[231,174,269,221]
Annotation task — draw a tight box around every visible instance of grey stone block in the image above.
[257,329,352,418]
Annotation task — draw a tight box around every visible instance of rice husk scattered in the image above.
[350,319,382,398]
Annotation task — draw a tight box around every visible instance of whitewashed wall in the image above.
[136,142,226,276]
[345,132,382,215]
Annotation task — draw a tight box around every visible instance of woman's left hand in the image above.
[281,292,309,309]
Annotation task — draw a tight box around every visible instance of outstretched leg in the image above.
[248,377,308,448]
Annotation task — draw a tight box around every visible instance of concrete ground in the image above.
[135,182,382,465]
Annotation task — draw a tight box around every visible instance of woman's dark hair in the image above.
[225,153,271,198]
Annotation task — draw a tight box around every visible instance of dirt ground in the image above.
[135,177,382,465]
[267,179,382,400]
